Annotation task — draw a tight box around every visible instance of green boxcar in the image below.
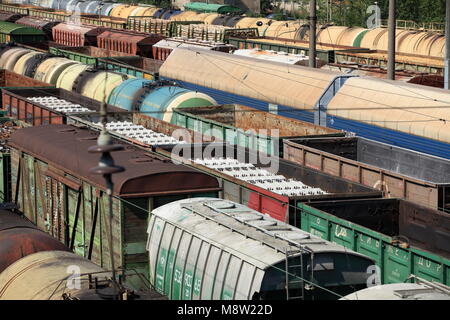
[0,4,29,15]
[9,124,220,290]
[0,21,46,44]
[296,199,450,286]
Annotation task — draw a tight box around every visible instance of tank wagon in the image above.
[172,104,343,156]
[0,208,70,273]
[107,78,217,122]
[0,12,24,22]
[152,37,235,61]
[341,277,450,300]
[14,16,61,40]
[147,197,375,300]
[160,48,450,160]
[7,124,220,290]
[0,251,168,300]
[284,136,450,211]
[296,198,450,286]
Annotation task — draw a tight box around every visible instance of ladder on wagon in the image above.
[285,248,309,300]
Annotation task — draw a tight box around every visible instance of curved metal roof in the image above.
[327,77,450,144]
[341,282,450,300]
[0,21,45,35]
[160,48,342,111]
[8,125,220,196]
[150,198,371,270]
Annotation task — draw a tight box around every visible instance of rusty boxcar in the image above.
[7,124,220,290]
[52,23,107,47]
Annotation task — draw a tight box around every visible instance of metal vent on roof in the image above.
[234,213,262,222]
[207,200,236,210]
[273,231,310,241]
[248,220,277,227]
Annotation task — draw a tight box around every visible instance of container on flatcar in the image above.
[147,197,375,300]
[172,104,344,156]
[296,198,450,286]
[52,23,107,47]
[7,124,221,290]
[283,136,450,211]
[154,143,382,223]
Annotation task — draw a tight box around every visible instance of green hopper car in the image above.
[296,198,450,286]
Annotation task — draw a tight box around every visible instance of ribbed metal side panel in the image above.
[328,116,450,160]
[169,79,315,123]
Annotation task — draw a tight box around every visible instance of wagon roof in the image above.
[159,48,343,111]
[9,124,219,197]
[151,198,372,269]
[97,30,155,45]
[0,21,45,35]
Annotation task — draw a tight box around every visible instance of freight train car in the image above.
[155,143,381,222]
[283,136,450,211]
[0,251,168,300]
[48,45,160,79]
[0,69,53,106]
[1,87,129,126]
[160,48,450,160]
[172,104,343,156]
[8,124,221,290]
[52,23,107,47]
[107,78,217,122]
[96,29,164,58]
[0,20,46,44]
[14,16,61,40]
[341,278,450,300]
[0,208,69,273]
[147,197,375,300]
[296,198,450,286]
[0,12,24,22]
